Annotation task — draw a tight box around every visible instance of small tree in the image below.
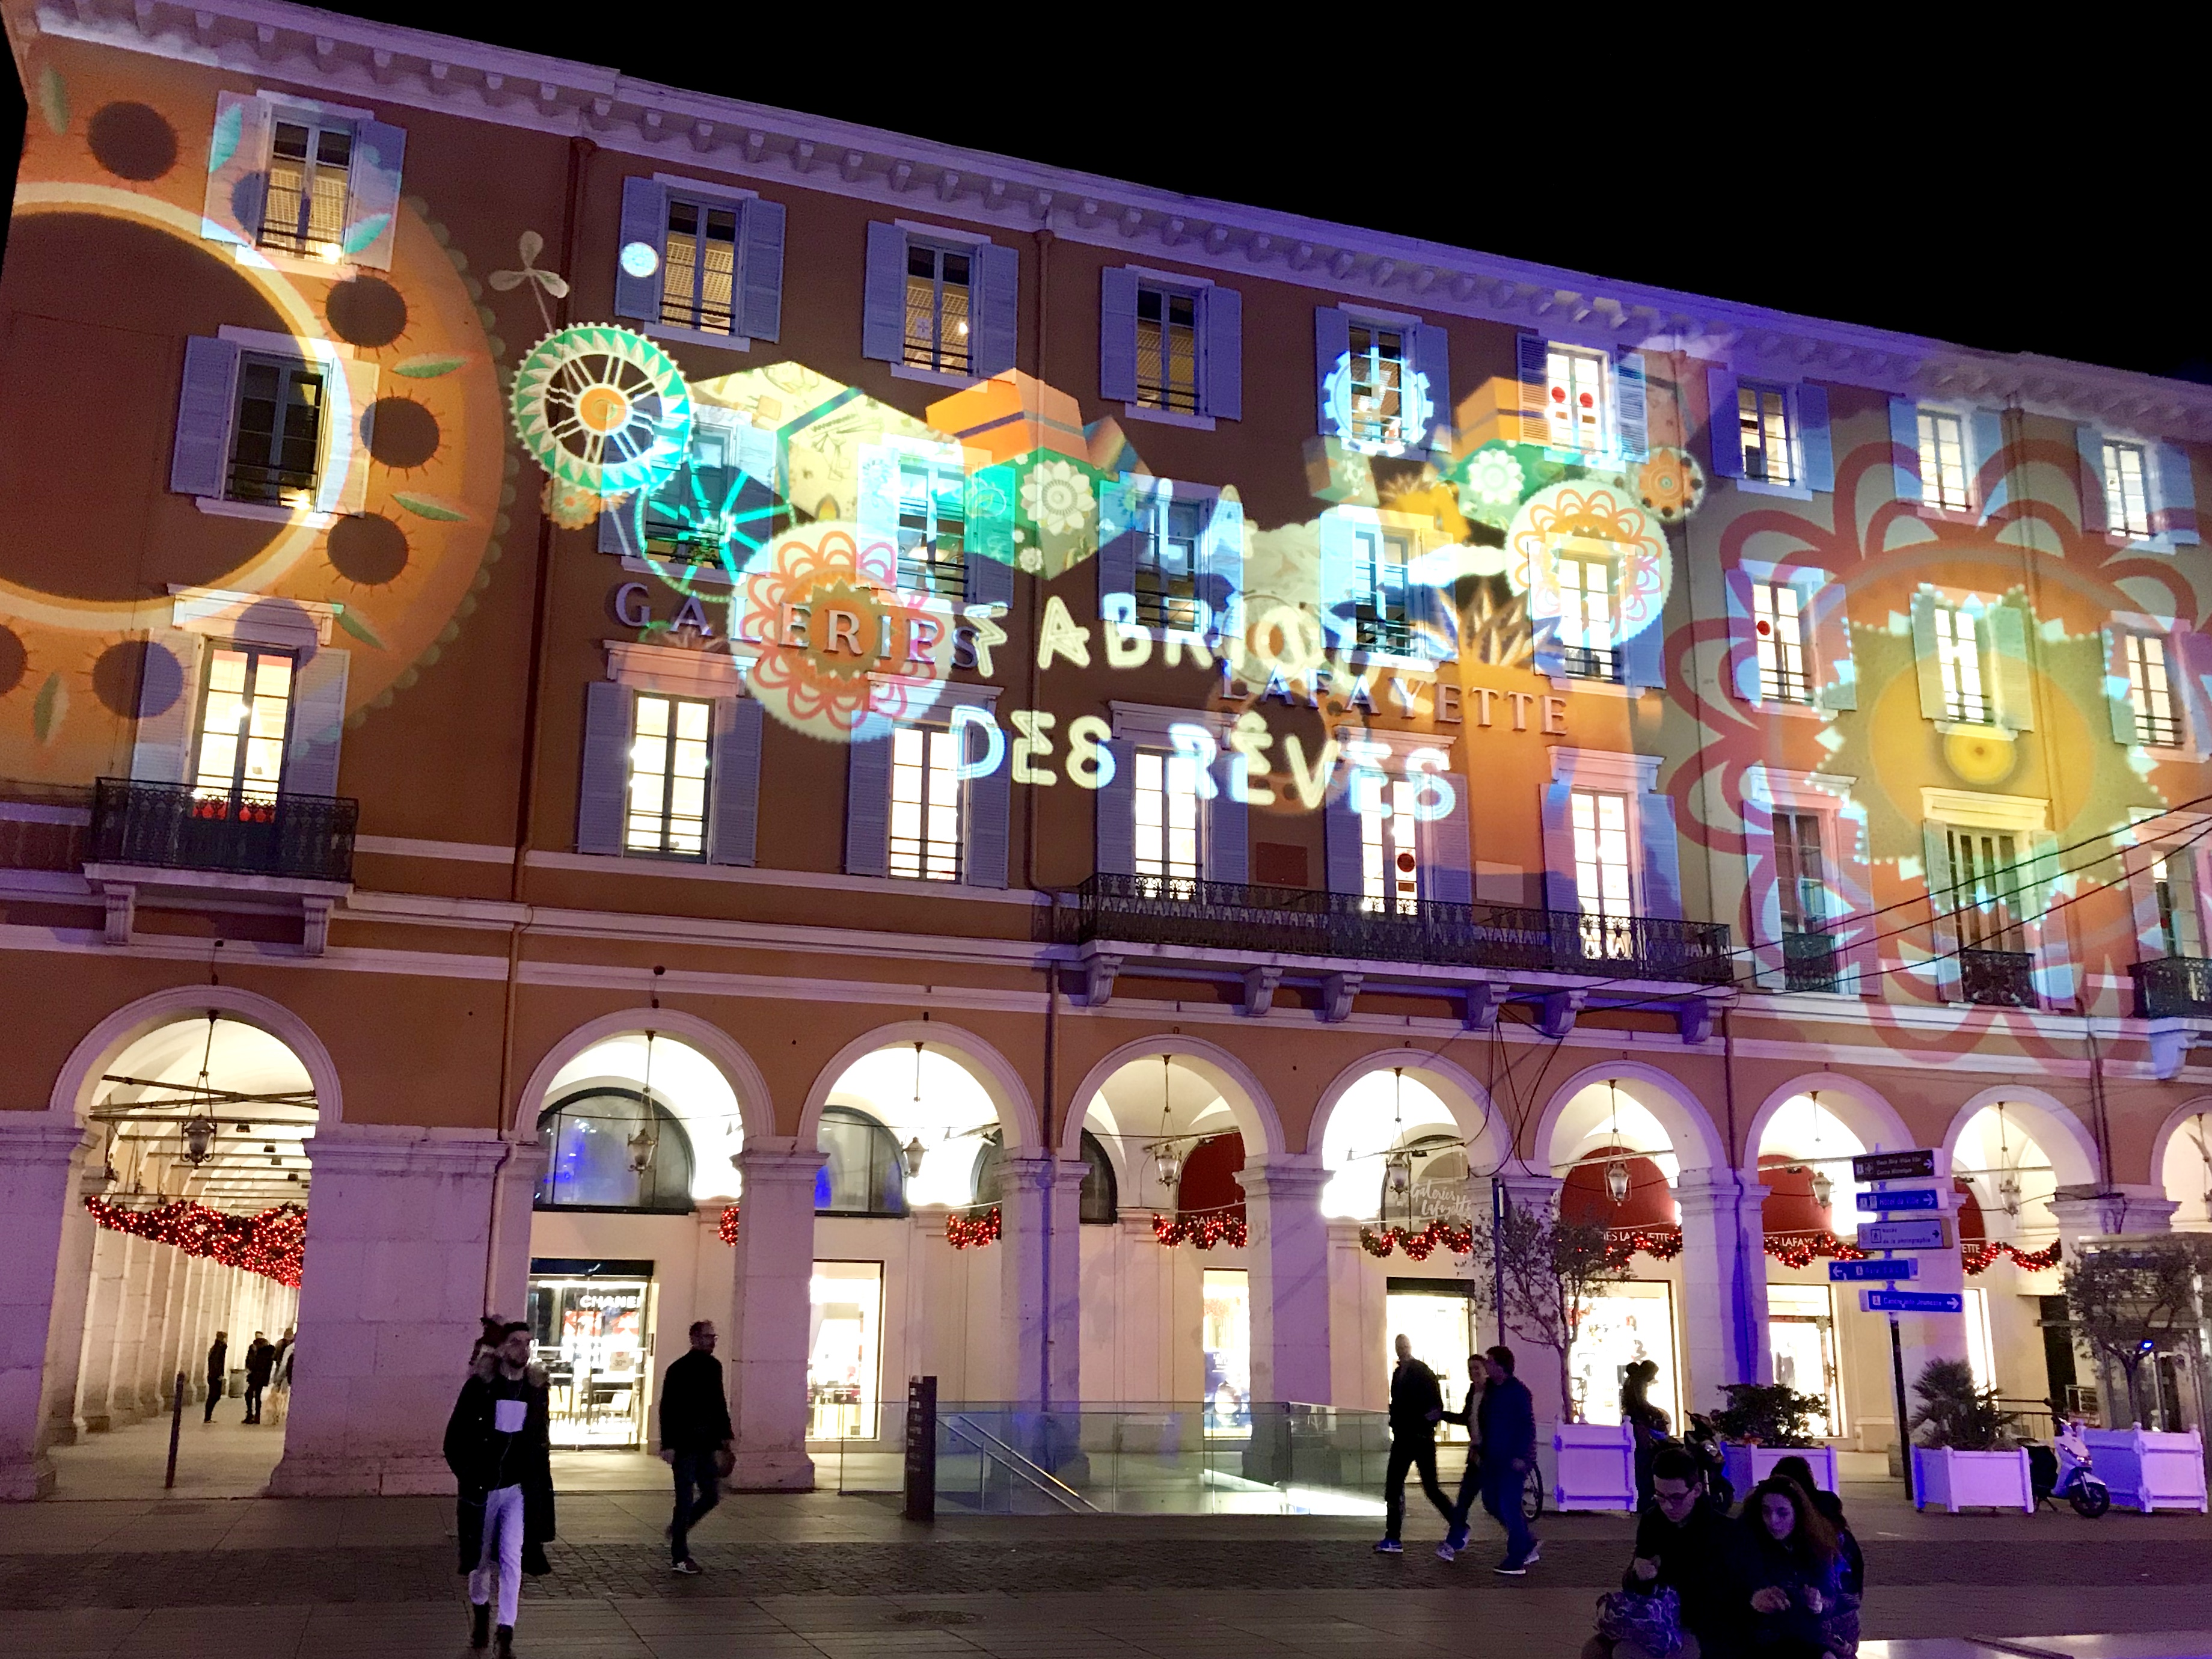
[1472,1199,1631,1423]
[1711,1382,1827,1448]
[2062,1235,2212,1429]
[1908,1358,2020,1450]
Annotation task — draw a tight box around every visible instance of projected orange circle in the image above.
[577,385,633,434]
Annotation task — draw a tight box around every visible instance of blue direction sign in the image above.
[1853,1150,1937,1182]
[1857,1218,1949,1250]
[1856,1188,1940,1212]
[1829,1257,1918,1281]
[1862,1290,1964,1314]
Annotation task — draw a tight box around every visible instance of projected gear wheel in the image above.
[510,325,693,497]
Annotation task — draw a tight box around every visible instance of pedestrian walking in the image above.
[1435,1352,1486,1562]
[242,1331,275,1424]
[202,1331,227,1423]
[659,1320,734,1575]
[1474,1345,1540,1575]
[272,1326,295,1391]
[1373,1333,1455,1554]
[444,1320,556,1656]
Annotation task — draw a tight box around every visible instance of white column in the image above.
[0,1119,88,1500]
[1327,1219,1386,1410]
[174,1258,206,1402]
[726,1143,822,1491]
[105,1233,155,1428]
[1676,1167,1772,1412]
[485,1142,549,1324]
[1497,1173,1570,1427]
[270,1126,508,1496]
[999,1150,1084,1408]
[1239,1156,1333,1405]
[39,1170,97,1450]
[135,1243,178,1415]
[75,1226,129,1431]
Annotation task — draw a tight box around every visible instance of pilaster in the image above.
[1675,1167,1771,1414]
[999,1149,1085,1409]
[0,1119,88,1500]
[1239,1156,1334,1405]
[726,1142,823,1491]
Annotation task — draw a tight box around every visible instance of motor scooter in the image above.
[2026,1417,2111,1517]
[1684,1412,1733,1511]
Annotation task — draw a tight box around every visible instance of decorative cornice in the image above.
[17,0,2212,439]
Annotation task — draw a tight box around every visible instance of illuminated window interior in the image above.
[1360,776,1420,915]
[2152,851,2202,958]
[1136,287,1198,414]
[1946,827,2022,949]
[660,198,738,334]
[1346,324,1405,449]
[1933,606,1988,723]
[260,119,352,259]
[1774,809,1827,933]
[2125,631,2181,747]
[1917,409,1973,511]
[2103,440,2151,538]
[625,693,711,857]
[1546,346,1608,453]
[192,647,293,803]
[1133,495,1204,630]
[1351,525,1412,654]
[889,725,963,882]
[1557,554,1618,679]
[1752,580,1810,702]
[1738,382,1794,484]
[1571,788,1634,922]
[228,358,324,507]
[1133,749,1201,888]
[903,242,971,375]
[895,459,967,596]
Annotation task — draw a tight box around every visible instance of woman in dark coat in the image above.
[444,1322,556,1654]
[1738,1476,1857,1659]
[1769,1456,1863,1601]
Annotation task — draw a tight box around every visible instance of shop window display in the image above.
[1203,1268,1252,1436]
[816,1106,909,1215]
[1768,1283,1843,1437]
[1384,1281,1475,1442]
[808,1260,884,1440]
[525,1260,654,1449]
[534,1090,695,1212]
[1570,1280,1680,1429]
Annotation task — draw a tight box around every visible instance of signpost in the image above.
[1861,1290,1965,1314]
[1829,1257,1918,1282]
[1855,1188,1940,1213]
[1857,1218,1950,1251]
[1846,1150,1943,1503]
[1853,1150,1937,1182]
[904,1375,937,1523]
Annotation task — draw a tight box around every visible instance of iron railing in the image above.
[1782,930,1839,992]
[1558,643,1622,681]
[2131,955,2212,1019]
[1959,946,2036,1008]
[88,778,357,883]
[1059,874,1733,984]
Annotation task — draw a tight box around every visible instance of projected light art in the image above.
[509,324,694,502]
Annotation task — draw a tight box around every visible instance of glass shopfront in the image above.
[1203,1268,1252,1435]
[1768,1283,1843,1437]
[526,1257,655,1450]
[1386,1280,1476,1441]
[807,1260,884,1441]
[1571,1280,1680,1429]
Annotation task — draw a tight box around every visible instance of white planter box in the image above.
[1911,1445,2033,1513]
[1721,1443,1837,1495]
[2083,1427,2210,1513]
[1549,1420,1636,1511]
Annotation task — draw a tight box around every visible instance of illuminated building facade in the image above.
[5,0,2212,1499]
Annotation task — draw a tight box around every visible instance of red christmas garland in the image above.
[1361,1221,1475,1260]
[1764,1230,1872,1270]
[1154,1211,1248,1250]
[84,1195,307,1288]
[1606,1225,1686,1265]
[1963,1239,2062,1274]
[718,1204,740,1245]
[946,1206,1002,1250]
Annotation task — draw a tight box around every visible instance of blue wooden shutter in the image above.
[1516,334,1551,445]
[1414,321,1453,453]
[1324,788,1364,896]
[709,696,764,866]
[1910,592,1949,720]
[283,648,349,797]
[130,630,201,784]
[1531,614,1566,680]
[599,489,639,557]
[1099,267,1139,403]
[845,734,893,875]
[1808,578,1857,712]
[1201,493,1244,645]
[1636,790,1683,920]
[613,176,667,322]
[340,120,405,269]
[1208,756,1248,886]
[170,336,241,498]
[1540,783,1579,912]
[2027,830,2073,1008]
[738,198,786,342]
[201,91,271,247]
[1619,609,1665,692]
[1097,479,1141,615]
[2076,426,2108,534]
[1201,285,1242,420]
[1096,738,1136,877]
[1796,384,1834,492]
[1408,551,1456,663]
[1888,399,1923,503]
[1921,821,1960,999]
[862,223,906,363]
[972,244,1019,378]
[1316,511,1358,652]
[2101,628,2139,744]
[2154,443,2201,545]
[1423,762,1472,906]
[966,729,1011,889]
[1313,307,1351,437]
[967,547,1014,608]
[1989,601,2035,731]
[1970,408,2006,523]
[576,681,630,855]
[1614,351,1649,464]
[1706,369,1742,479]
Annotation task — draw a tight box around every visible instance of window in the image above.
[630,422,779,564]
[625,694,711,857]
[1547,346,1608,453]
[192,646,292,802]
[815,1105,907,1216]
[889,725,963,882]
[1361,776,1420,915]
[1752,581,1811,702]
[974,1129,1118,1223]
[1917,409,1973,512]
[2103,441,2152,538]
[903,242,971,375]
[1934,606,1988,723]
[895,459,967,596]
[534,1090,696,1211]
[660,197,739,334]
[1738,383,1794,484]
[1132,495,1204,630]
[1351,524,1414,654]
[1774,810,1827,934]
[1557,554,1619,679]
[2124,633,2182,747]
[259,118,352,259]
[2153,851,2203,958]
[1346,324,1406,450]
[1571,790,1635,951]
[228,358,325,506]
[1946,827,2024,951]
[1134,749,1202,888]
[1136,286,1198,414]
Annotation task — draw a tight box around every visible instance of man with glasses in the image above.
[1582,1443,1746,1659]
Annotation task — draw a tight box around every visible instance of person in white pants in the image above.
[469,1481,527,1628]
[445,1322,555,1656]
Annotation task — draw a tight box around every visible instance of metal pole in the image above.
[1888,1317,1912,1503]
[165,1370,185,1490]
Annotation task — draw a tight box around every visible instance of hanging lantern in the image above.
[903,1136,928,1179]
[1386,1152,1413,1197]
[1605,1156,1631,1206]
[1998,1169,2023,1216]
[1810,1167,1834,1209]
[1154,1144,1183,1191]
[627,1124,658,1175]
[182,1114,216,1165]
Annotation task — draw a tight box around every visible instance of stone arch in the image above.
[1058,1035,1285,1161]
[1744,1073,1913,1164]
[1531,1060,1727,1177]
[800,1020,1041,1151]
[1307,1049,1511,1168]
[1940,1085,2100,1188]
[2150,1097,2212,1203]
[47,984,344,1127]
[511,1008,774,1144]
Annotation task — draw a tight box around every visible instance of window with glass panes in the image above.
[2124,632,2181,746]
[1946,827,2023,949]
[1917,409,1973,511]
[1133,495,1204,630]
[1133,749,1201,886]
[1752,581,1811,702]
[895,460,966,596]
[1558,555,1618,676]
[659,198,738,334]
[260,120,352,257]
[1934,606,1988,723]
[625,694,711,857]
[2103,441,2152,538]
[192,647,292,802]
[1361,777,1420,915]
[1346,324,1406,449]
[228,358,324,506]
[2152,850,2202,958]
[1350,526,1413,654]
[889,725,962,881]
[1546,346,1608,452]
[1136,287,1198,414]
[1571,790,1634,918]
[903,243,971,374]
[1773,811,1827,933]
[1738,383,1794,483]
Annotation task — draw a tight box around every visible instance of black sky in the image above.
[4,11,2205,385]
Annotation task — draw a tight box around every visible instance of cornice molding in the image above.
[19,0,2212,439]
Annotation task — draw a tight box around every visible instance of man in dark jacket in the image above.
[1581,1443,1747,1659]
[202,1332,227,1423]
[444,1321,556,1655]
[1474,1345,1539,1575]
[1375,1333,1455,1554]
[242,1332,275,1424]
[659,1320,734,1574]
[1435,1353,1485,1561]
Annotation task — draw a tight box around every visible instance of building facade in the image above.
[4,0,2212,1500]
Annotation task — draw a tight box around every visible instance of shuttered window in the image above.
[1346,324,1407,450]
[1350,524,1414,655]
[1934,606,1988,723]
[229,358,325,507]
[1752,581,1811,702]
[1917,409,1973,511]
[1558,555,1619,681]
[2104,441,2152,538]
[889,726,963,882]
[1571,790,1634,919]
[661,198,740,334]
[192,647,293,803]
[626,694,712,857]
[1361,777,1420,915]
[1136,287,1199,414]
[1133,749,1201,889]
[2124,633,2182,747]
[261,120,352,259]
[904,242,972,375]
[2153,853,2202,958]
[1774,811,1827,932]
[1133,497,1204,630]
[1547,346,1609,453]
[896,459,967,596]
[1738,382,1794,484]
[1946,828,2024,949]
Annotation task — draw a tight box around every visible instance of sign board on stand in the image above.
[1853,1150,1938,1182]
[1863,1290,1965,1314]
[1857,1218,1950,1251]
[904,1374,937,1523]
[1856,1188,1940,1213]
[1830,1257,1919,1282]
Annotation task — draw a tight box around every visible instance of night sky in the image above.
[2,11,2204,385]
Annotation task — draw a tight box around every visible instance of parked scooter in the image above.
[1684,1412,1734,1511]
[2026,1418,2112,1517]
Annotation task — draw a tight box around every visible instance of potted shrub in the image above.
[1712,1382,1836,1497]
[1908,1358,2032,1513]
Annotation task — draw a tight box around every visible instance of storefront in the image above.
[807,1260,884,1441]
[1203,1268,1251,1434]
[1572,1281,1680,1429]
[526,1258,655,1450]
[1386,1278,1477,1438]
[1768,1283,1843,1437]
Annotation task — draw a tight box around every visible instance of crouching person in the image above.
[445,1321,557,1655]
[1585,1443,1748,1659]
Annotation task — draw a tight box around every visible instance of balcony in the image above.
[1557,643,1622,682]
[1782,930,1840,993]
[2131,955,2212,1019]
[1958,946,2036,1009]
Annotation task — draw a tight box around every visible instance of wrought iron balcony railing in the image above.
[1782,929,1840,993]
[88,778,358,884]
[1059,874,1733,984]
[1959,946,2036,1008]
[1557,643,1622,682]
[2131,955,2212,1019]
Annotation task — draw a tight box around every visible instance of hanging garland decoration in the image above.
[1764,1230,1872,1271]
[1154,1210,1248,1250]
[1605,1225,1686,1265]
[84,1197,307,1289]
[718,1204,740,1246]
[1963,1239,2062,1274]
[1360,1221,1476,1260]
[946,1206,1002,1250]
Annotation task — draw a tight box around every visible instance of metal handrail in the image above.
[88,777,358,883]
[941,1414,1098,1512]
[2130,955,2212,1019]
